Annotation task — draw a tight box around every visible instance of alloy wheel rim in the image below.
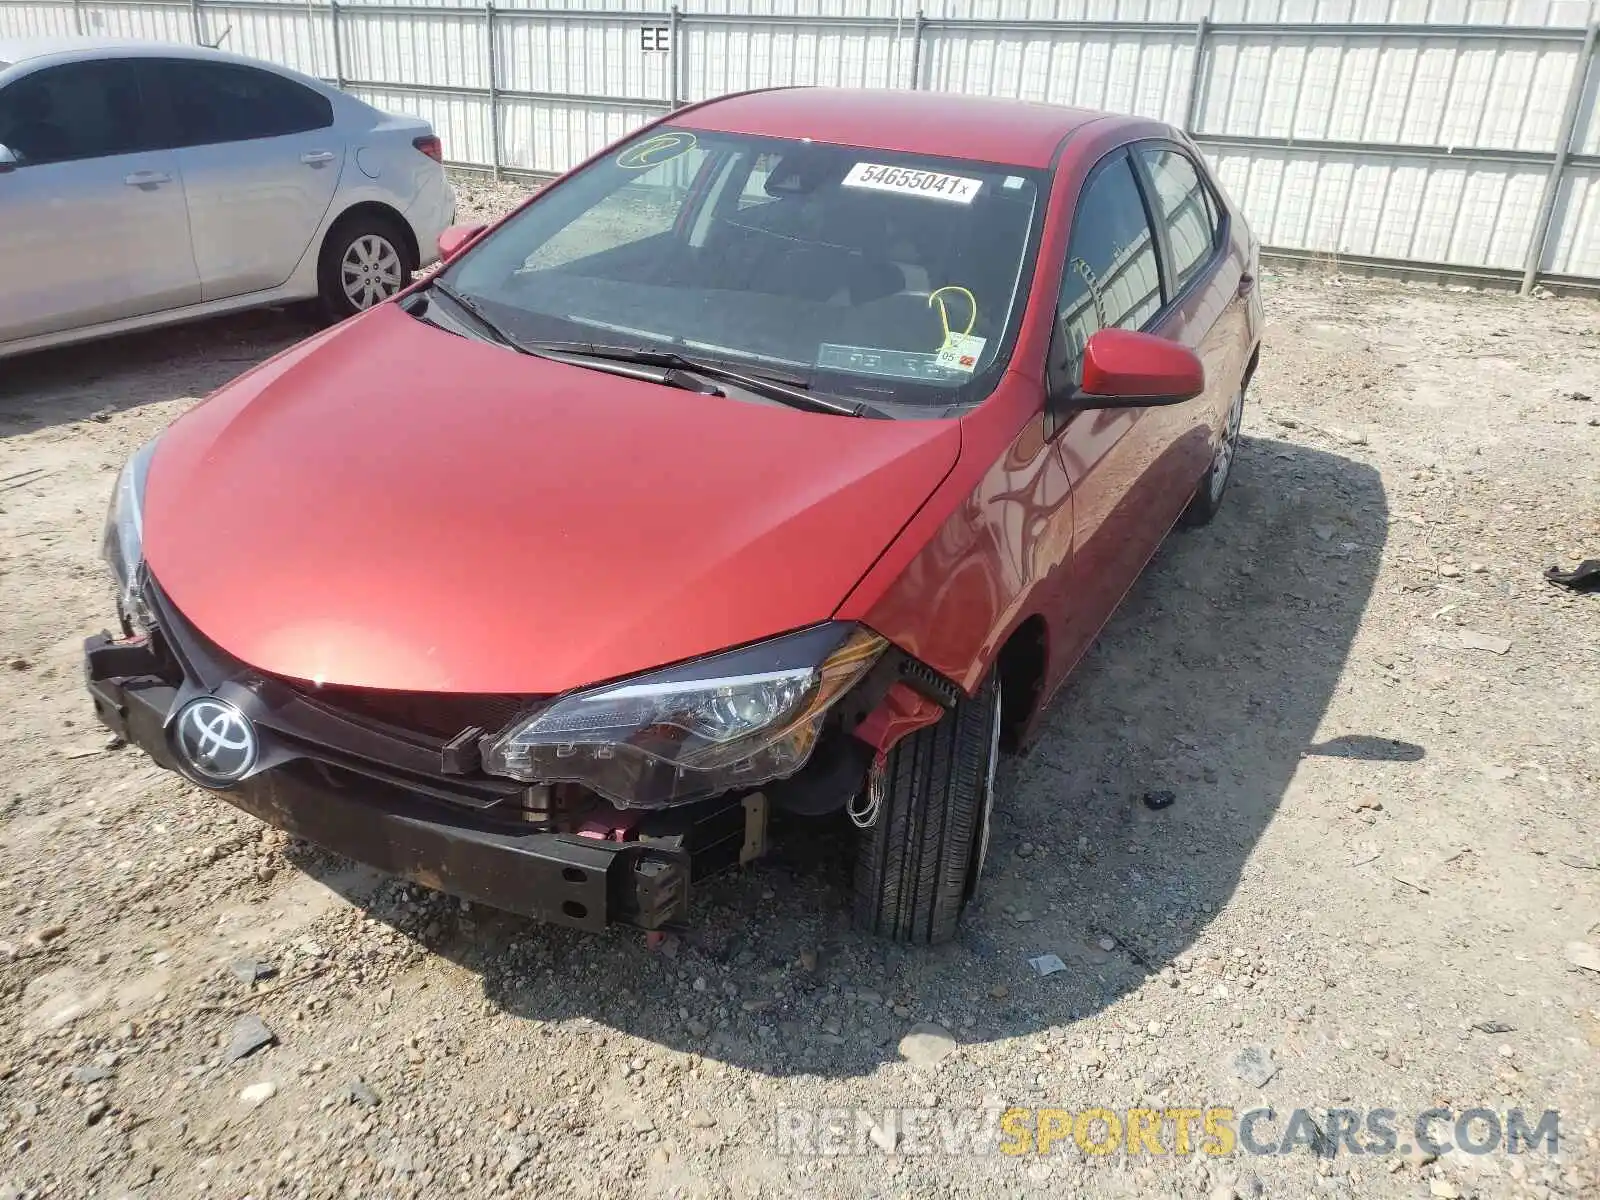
[341,234,403,310]
[1211,386,1245,501]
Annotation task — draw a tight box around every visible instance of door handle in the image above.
[1237,272,1256,297]
[123,170,171,187]
[300,150,337,166]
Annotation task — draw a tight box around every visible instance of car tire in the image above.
[852,672,1001,944]
[1180,378,1247,527]
[318,213,414,321]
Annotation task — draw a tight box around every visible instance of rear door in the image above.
[142,58,343,301]
[0,57,198,343]
[1132,142,1246,494]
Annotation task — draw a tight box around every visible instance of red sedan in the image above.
[86,88,1262,943]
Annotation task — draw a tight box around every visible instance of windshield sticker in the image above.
[934,332,987,374]
[616,131,698,170]
[818,344,958,381]
[842,162,982,204]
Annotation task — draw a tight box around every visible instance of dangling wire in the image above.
[848,752,888,829]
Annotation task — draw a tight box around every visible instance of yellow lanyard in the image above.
[928,285,977,343]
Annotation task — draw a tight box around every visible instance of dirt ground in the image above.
[1,179,1598,1200]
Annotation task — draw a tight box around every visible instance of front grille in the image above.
[284,684,533,740]
[143,580,537,746]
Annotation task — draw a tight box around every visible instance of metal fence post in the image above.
[1183,15,1209,134]
[486,0,501,179]
[669,5,681,107]
[330,0,345,88]
[71,0,84,35]
[1520,17,1598,294]
[188,0,202,44]
[908,9,924,90]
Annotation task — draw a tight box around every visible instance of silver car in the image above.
[0,37,456,358]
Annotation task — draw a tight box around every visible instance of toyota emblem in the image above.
[172,697,258,785]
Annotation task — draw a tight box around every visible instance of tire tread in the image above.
[853,675,998,944]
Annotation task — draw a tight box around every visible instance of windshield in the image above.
[441,127,1046,410]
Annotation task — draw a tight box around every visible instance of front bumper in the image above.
[83,625,752,933]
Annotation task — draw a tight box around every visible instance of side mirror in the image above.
[0,144,18,174]
[1052,328,1205,412]
[437,223,486,262]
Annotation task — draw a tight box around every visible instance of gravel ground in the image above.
[1,178,1598,1199]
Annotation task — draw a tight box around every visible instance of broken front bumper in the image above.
[83,628,751,933]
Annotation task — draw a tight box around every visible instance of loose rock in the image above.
[223,1014,277,1064]
[898,1023,957,1068]
[1565,941,1600,973]
[227,958,276,986]
[237,1081,277,1108]
[1233,1045,1279,1088]
[1458,629,1511,655]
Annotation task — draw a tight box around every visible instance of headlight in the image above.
[481,624,886,808]
[101,437,160,633]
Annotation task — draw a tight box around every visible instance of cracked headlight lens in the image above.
[481,624,886,808]
[101,437,160,634]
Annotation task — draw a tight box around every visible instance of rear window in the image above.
[1138,147,1220,292]
[153,59,333,146]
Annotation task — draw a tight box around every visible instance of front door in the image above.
[0,58,199,344]
[1045,148,1174,676]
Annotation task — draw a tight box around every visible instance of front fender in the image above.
[838,371,1070,753]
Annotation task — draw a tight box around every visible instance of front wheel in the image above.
[851,673,1001,944]
[318,215,413,321]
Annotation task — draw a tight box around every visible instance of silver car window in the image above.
[152,59,333,148]
[0,59,151,165]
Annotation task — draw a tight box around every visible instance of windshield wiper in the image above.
[515,340,877,418]
[425,278,524,348]
[421,284,723,396]
[423,286,875,417]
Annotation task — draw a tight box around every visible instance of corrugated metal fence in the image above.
[3,0,1598,290]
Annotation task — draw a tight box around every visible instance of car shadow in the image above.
[290,432,1393,1078]
[0,308,316,431]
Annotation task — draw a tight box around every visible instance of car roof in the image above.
[676,87,1126,169]
[0,35,310,74]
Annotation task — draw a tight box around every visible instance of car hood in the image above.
[142,305,960,694]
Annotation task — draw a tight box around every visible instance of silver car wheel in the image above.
[1210,384,1246,502]
[340,234,404,311]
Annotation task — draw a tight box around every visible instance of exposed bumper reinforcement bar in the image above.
[84,632,698,932]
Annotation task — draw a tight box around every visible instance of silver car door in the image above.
[0,57,199,344]
[147,58,344,302]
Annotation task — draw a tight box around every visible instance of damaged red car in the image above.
[86,88,1262,943]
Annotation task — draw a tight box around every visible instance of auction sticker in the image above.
[935,332,986,373]
[842,162,982,204]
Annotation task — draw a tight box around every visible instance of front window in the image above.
[0,60,152,166]
[442,127,1046,410]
